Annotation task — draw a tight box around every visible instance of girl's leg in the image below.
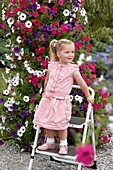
[38,129,55,151]
[58,129,68,155]
[58,129,67,140]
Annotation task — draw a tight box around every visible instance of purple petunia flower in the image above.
[14,47,20,53]
[41,135,46,142]
[11,131,17,137]
[20,112,26,118]
[44,34,49,40]
[35,34,40,40]
[42,25,47,31]
[32,93,36,98]
[28,5,32,10]
[32,3,37,10]
[66,24,71,29]
[78,105,85,110]
[49,10,54,15]
[0,140,4,145]
[0,118,2,122]
[4,29,8,35]
[16,124,21,130]
[108,132,113,138]
[0,98,4,104]
[28,38,32,43]
[47,26,53,32]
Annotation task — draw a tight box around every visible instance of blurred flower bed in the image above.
[0,0,113,151]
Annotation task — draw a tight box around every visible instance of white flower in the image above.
[63,9,70,16]
[17,130,23,137]
[33,124,37,129]
[12,80,19,87]
[5,67,10,74]
[72,6,78,13]
[19,13,26,21]
[3,89,9,95]
[36,3,40,9]
[16,36,22,43]
[23,96,29,102]
[34,104,39,111]
[79,53,85,61]
[75,95,83,103]
[69,95,73,102]
[2,15,5,21]
[17,56,22,60]
[21,48,24,55]
[2,116,6,123]
[86,55,92,61]
[11,26,15,33]
[25,121,29,127]
[15,101,20,105]
[77,60,83,66]
[25,20,32,28]
[20,126,26,133]
[6,127,11,132]
[0,60,5,65]
[7,17,14,25]
[84,16,88,24]
[27,67,34,74]
[80,8,86,16]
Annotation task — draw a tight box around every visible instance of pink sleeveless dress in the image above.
[33,61,79,130]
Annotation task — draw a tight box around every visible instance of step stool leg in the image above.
[91,109,97,168]
[77,163,82,170]
[28,126,40,170]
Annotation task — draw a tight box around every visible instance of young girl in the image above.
[33,39,94,155]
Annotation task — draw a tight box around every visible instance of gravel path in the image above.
[0,139,113,170]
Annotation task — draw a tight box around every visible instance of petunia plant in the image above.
[0,0,112,151]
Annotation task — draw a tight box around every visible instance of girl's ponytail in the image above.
[49,39,58,61]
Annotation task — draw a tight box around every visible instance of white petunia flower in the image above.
[2,15,5,21]
[2,116,6,123]
[69,95,73,102]
[63,9,70,17]
[25,121,29,127]
[33,124,37,129]
[75,95,83,103]
[86,55,92,61]
[21,48,24,55]
[80,8,86,16]
[6,127,11,132]
[36,3,40,9]
[5,67,10,74]
[7,17,14,25]
[79,53,85,61]
[27,67,34,74]
[16,36,22,43]
[23,96,29,102]
[0,60,5,65]
[19,13,26,21]
[15,101,20,105]
[3,89,9,95]
[34,104,39,112]
[17,130,23,137]
[72,6,78,13]
[25,20,32,28]
[20,126,26,133]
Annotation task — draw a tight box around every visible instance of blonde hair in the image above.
[49,39,74,61]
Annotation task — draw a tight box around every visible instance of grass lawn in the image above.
[0,67,7,93]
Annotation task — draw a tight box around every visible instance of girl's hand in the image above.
[86,95,94,104]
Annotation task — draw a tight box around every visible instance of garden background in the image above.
[0,0,113,153]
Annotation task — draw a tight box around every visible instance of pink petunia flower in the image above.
[58,0,64,6]
[76,144,94,166]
